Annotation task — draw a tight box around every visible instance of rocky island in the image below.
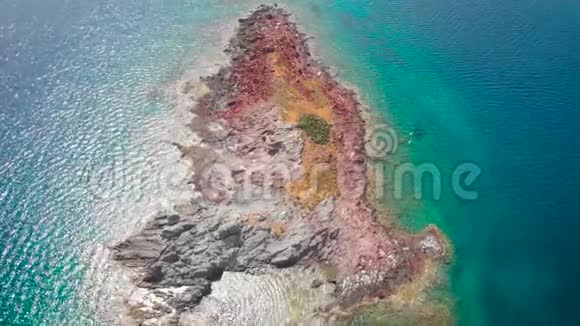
[112,5,449,325]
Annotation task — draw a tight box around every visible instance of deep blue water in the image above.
[1,0,579,325]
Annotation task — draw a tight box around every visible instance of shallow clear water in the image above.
[0,0,263,323]
[1,0,579,325]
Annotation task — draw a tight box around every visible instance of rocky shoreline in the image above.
[112,5,449,325]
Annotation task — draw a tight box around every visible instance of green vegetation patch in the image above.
[297,114,331,144]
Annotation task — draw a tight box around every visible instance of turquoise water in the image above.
[1,0,579,325]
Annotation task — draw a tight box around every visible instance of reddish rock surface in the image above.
[113,6,450,324]
[198,5,449,302]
